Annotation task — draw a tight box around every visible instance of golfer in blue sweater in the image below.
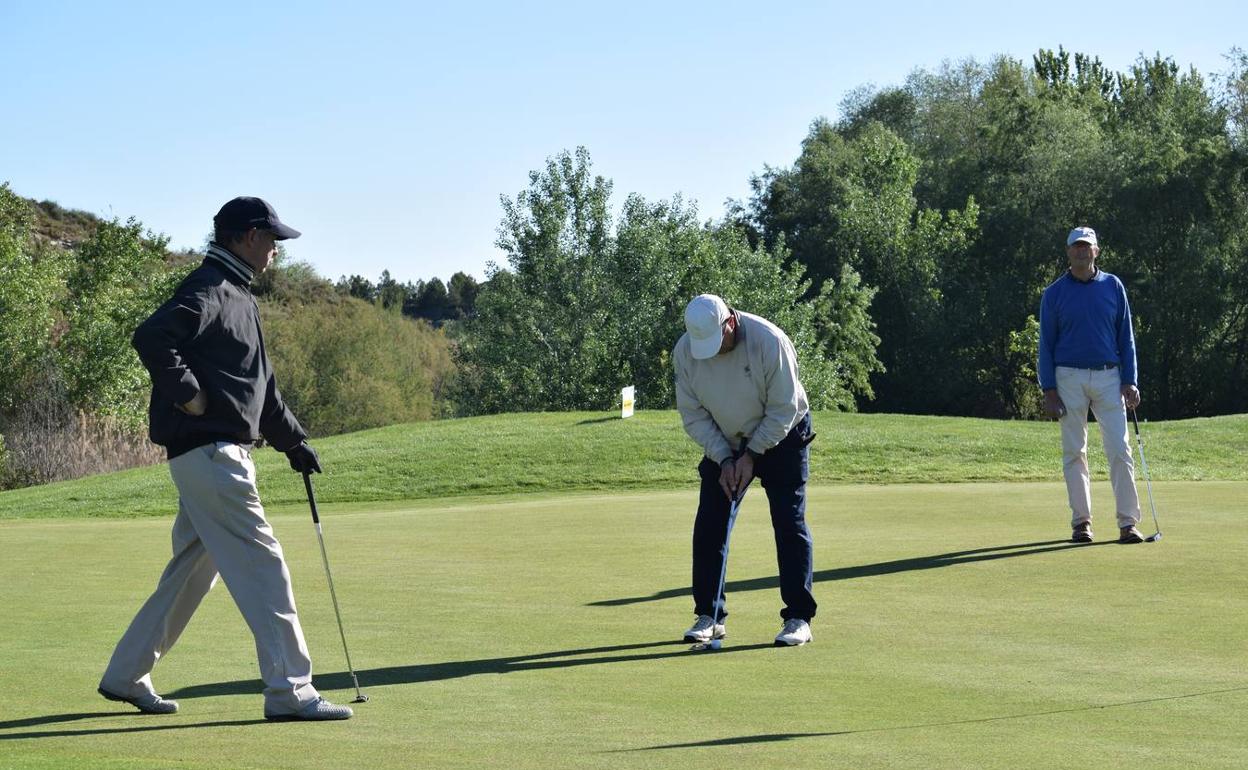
[1038,226,1144,544]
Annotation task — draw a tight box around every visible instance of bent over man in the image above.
[98,196,353,720]
[1038,226,1144,545]
[674,294,817,647]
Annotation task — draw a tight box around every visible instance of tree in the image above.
[336,274,376,302]
[56,218,186,425]
[376,269,406,310]
[252,246,337,304]
[0,184,64,411]
[412,278,450,323]
[262,297,455,435]
[456,148,881,414]
[446,271,480,319]
[750,120,977,412]
[777,48,1248,418]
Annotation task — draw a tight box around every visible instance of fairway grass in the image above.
[2,481,1245,769]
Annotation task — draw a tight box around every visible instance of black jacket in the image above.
[132,246,305,459]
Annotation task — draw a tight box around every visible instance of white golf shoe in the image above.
[683,614,726,643]
[98,685,179,715]
[774,618,812,647]
[265,696,354,722]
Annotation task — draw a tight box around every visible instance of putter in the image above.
[1129,409,1163,543]
[303,472,370,702]
[690,477,750,652]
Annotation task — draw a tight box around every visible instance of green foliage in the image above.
[757,48,1248,418]
[55,218,187,426]
[446,271,479,319]
[375,269,406,310]
[408,276,449,320]
[0,184,66,411]
[457,149,881,414]
[251,246,337,304]
[811,264,882,404]
[752,121,977,412]
[1221,48,1248,149]
[1004,315,1042,419]
[261,297,455,436]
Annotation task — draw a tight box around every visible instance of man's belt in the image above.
[1059,362,1118,370]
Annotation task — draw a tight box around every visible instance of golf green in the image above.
[1,482,1244,769]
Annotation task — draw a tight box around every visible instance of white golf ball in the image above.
[709,639,722,650]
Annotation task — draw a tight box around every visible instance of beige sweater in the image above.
[674,311,809,464]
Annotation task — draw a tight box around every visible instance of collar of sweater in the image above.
[205,243,257,285]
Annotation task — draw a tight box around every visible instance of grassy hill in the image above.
[1,410,1243,520]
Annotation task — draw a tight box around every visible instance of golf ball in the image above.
[709,639,722,650]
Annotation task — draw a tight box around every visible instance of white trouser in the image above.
[1054,366,1142,529]
[100,442,319,712]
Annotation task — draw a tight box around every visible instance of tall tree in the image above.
[751,120,977,412]
[457,149,881,414]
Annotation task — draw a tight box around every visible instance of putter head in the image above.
[352,694,370,703]
[688,639,723,652]
[1145,532,1161,543]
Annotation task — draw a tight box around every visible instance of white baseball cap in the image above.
[1067,226,1098,247]
[684,294,730,359]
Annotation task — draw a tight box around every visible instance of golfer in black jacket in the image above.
[97,197,352,721]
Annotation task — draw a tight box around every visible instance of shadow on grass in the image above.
[589,539,1112,607]
[0,716,270,741]
[167,639,776,700]
[575,415,620,425]
[609,685,1248,751]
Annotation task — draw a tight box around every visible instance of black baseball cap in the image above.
[213,196,302,240]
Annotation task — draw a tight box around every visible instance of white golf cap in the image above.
[684,293,730,359]
[1067,226,1098,247]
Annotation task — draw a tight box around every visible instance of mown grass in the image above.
[1,482,1245,768]
[0,410,1244,520]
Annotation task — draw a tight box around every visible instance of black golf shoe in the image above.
[1071,522,1093,543]
[1119,526,1144,544]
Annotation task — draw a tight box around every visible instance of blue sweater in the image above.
[1037,269,1138,391]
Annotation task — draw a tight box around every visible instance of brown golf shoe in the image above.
[1071,522,1093,543]
[1119,526,1144,544]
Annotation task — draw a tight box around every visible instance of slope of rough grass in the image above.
[1,411,1244,520]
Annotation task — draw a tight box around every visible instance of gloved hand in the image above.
[286,441,322,474]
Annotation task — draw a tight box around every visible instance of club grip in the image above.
[303,472,321,524]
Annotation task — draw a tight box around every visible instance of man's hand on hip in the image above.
[1043,389,1066,419]
[1121,384,1141,410]
[177,390,207,416]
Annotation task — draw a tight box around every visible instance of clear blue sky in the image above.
[2,0,1242,285]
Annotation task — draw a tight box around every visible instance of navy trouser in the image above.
[691,413,816,622]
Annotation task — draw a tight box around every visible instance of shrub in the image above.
[262,297,455,436]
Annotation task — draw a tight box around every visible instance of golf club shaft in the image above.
[710,442,752,625]
[713,479,748,623]
[1129,409,1162,537]
[303,473,365,699]
[710,495,741,625]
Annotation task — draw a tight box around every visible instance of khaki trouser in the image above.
[1054,366,1142,529]
[100,442,319,712]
